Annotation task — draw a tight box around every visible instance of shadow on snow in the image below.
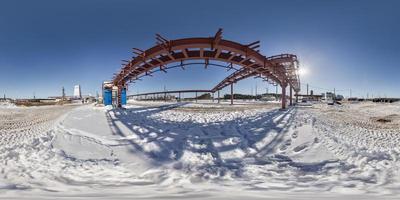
[104,103,338,177]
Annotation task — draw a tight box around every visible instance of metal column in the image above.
[289,85,293,106]
[281,84,286,109]
[117,84,123,108]
[230,83,234,105]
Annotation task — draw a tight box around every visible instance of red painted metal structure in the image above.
[112,29,300,108]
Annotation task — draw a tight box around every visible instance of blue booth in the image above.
[102,81,126,106]
[121,88,127,105]
[103,89,112,106]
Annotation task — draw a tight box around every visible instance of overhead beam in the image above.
[113,31,301,105]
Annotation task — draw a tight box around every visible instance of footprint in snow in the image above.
[293,144,308,152]
[279,139,292,151]
[292,131,298,139]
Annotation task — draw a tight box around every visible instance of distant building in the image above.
[73,85,82,99]
[336,95,344,101]
[324,92,335,100]
[322,92,344,101]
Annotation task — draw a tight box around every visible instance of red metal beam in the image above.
[113,29,301,109]
[128,89,213,97]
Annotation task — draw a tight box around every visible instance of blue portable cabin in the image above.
[103,89,112,106]
[102,81,113,106]
[102,81,127,106]
[121,88,127,105]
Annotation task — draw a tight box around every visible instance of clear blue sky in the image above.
[1,0,399,98]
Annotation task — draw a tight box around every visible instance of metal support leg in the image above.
[289,85,293,106]
[218,90,220,104]
[231,83,234,105]
[117,85,122,108]
[281,84,286,109]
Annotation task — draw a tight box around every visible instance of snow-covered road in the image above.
[0,102,400,199]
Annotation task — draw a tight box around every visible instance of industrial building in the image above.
[73,85,82,99]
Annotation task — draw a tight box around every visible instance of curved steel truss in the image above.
[112,29,300,108]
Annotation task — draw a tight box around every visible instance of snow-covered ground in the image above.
[0,101,400,199]
[0,102,17,109]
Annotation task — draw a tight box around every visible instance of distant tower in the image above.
[62,87,66,100]
[73,85,82,99]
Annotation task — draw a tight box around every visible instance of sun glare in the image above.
[298,67,308,76]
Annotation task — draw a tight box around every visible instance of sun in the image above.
[298,68,308,76]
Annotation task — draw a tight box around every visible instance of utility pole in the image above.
[307,84,309,96]
[350,89,352,98]
[334,88,336,100]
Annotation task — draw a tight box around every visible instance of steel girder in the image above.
[211,54,300,92]
[112,29,300,93]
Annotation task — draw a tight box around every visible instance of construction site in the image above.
[1,1,400,200]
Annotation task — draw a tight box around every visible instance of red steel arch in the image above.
[211,54,299,92]
[112,29,300,108]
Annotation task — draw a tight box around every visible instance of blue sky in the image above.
[0,0,399,98]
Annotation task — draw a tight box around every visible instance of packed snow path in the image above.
[0,102,400,199]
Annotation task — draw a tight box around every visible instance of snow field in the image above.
[0,101,399,199]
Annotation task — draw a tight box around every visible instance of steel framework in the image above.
[129,89,212,97]
[112,29,300,108]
